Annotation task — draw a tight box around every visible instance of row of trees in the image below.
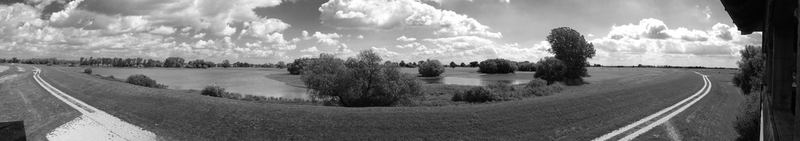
[0,56,290,69]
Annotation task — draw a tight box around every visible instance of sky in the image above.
[0,0,762,68]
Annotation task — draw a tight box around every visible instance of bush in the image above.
[534,57,566,84]
[418,59,445,77]
[452,87,496,103]
[522,79,556,96]
[734,92,760,141]
[201,85,226,97]
[287,58,315,75]
[478,58,517,74]
[732,45,764,94]
[302,50,422,107]
[83,68,92,74]
[518,62,536,71]
[125,74,167,88]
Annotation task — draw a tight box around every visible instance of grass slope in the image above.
[36,65,705,140]
[0,65,81,141]
[638,69,746,140]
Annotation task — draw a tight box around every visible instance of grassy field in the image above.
[637,69,746,140]
[0,65,81,141]
[18,64,741,140]
[267,67,656,106]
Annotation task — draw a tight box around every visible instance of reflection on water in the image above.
[91,68,311,99]
[420,76,529,86]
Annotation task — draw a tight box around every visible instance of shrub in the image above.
[201,85,226,97]
[83,68,92,74]
[453,87,496,103]
[288,58,315,75]
[534,57,566,84]
[478,58,517,74]
[126,74,167,88]
[546,27,595,84]
[734,92,760,141]
[518,62,536,71]
[418,59,445,77]
[732,45,764,94]
[522,79,555,96]
[302,50,422,107]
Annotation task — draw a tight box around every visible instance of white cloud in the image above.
[300,46,320,53]
[590,18,762,67]
[149,26,176,35]
[396,35,417,42]
[319,0,502,38]
[312,32,342,46]
[397,36,548,63]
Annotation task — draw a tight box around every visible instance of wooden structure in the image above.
[721,0,798,140]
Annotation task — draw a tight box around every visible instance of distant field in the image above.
[13,65,746,140]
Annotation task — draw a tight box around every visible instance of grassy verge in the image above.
[37,65,706,140]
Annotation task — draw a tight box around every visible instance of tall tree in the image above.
[546,27,595,84]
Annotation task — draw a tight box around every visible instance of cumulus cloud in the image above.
[396,35,417,42]
[311,31,342,46]
[319,0,502,38]
[149,26,176,35]
[391,36,549,63]
[0,1,296,63]
[591,18,762,67]
[300,46,319,53]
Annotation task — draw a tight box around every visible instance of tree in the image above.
[164,57,185,68]
[276,61,286,69]
[220,60,231,68]
[478,59,517,74]
[288,58,315,75]
[469,61,479,67]
[534,57,566,84]
[546,27,595,84]
[418,59,445,77]
[732,45,765,94]
[302,50,421,107]
[518,61,536,71]
[399,61,406,67]
[460,62,466,67]
[449,61,457,69]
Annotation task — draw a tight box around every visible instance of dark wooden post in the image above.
[771,0,798,140]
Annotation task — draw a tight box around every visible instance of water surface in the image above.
[91,68,310,99]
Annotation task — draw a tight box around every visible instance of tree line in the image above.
[0,56,291,69]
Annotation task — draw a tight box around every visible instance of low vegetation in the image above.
[731,45,764,141]
[732,45,764,94]
[452,78,563,103]
[534,57,566,84]
[125,74,167,89]
[517,61,536,71]
[302,50,422,107]
[201,85,318,105]
[287,58,315,75]
[418,59,445,77]
[83,68,92,74]
[478,58,517,74]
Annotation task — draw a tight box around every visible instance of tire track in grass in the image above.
[593,72,711,141]
[31,67,157,140]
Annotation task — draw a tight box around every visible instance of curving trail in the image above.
[19,66,731,140]
[31,67,157,140]
[594,72,711,141]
